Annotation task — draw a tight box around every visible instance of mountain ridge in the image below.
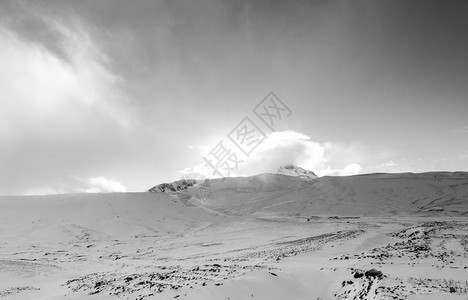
[149,171,468,217]
[276,164,317,180]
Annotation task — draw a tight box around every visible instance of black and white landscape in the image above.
[1,1,468,299]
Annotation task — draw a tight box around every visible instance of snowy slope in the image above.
[1,173,467,300]
[176,172,468,217]
[0,192,225,241]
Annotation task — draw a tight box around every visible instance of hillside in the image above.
[0,192,226,241]
[166,172,468,217]
[1,172,468,299]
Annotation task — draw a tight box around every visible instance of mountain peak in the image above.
[277,164,317,180]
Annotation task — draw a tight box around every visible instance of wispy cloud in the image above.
[187,145,210,152]
[319,163,363,176]
[451,126,468,135]
[0,10,135,194]
[79,177,127,193]
[365,158,426,174]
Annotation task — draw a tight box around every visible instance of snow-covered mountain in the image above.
[276,164,317,180]
[202,171,468,217]
[148,165,316,195]
[2,171,468,300]
[149,171,468,217]
[148,179,197,193]
[148,177,212,206]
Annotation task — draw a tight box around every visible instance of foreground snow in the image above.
[1,172,468,299]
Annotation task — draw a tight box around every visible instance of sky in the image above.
[1,0,467,195]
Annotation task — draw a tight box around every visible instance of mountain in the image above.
[2,171,468,300]
[148,164,316,195]
[153,171,468,217]
[276,164,317,180]
[148,178,198,193]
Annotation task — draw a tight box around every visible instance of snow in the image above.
[1,171,467,299]
[276,164,318,180]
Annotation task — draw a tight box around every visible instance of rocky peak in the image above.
[277,164,317,180]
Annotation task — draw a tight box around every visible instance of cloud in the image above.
[187,145,210,151]
[80,177,128,193]
[0,17,134,128]
[366,158,425,174]
[451,126,468,135]
[22,186,64,196]
[0,11,136,195]
[183,130,363,178]
[236,130,328,176]
[318,163,363,176]
[20,176,128,195]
